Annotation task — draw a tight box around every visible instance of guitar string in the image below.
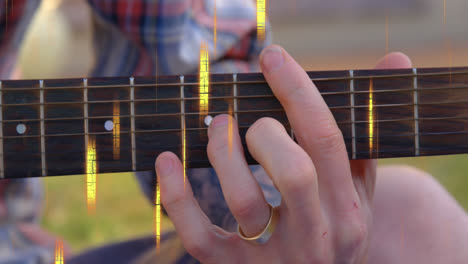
[6,142,468,160]
[2,81,468,107]
[1,68,467,91]
[0,99,467,124]
[0,70,466,141]
[2,121,468,140]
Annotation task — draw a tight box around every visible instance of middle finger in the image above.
[207,114,270,237]
[260,45,360,214]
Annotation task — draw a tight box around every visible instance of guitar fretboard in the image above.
[1,67,468,178]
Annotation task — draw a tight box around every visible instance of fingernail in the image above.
[208,115,229,139]
[156,157,173,175]
[211,114,229,128]
[260,45,284,73]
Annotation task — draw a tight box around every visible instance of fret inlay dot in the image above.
[16,124,26,135]
[104,120,114,131]
[204,115,213,126]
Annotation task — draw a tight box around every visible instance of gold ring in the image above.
[236,204,280,245]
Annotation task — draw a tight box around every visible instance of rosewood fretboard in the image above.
[1,67,468,178]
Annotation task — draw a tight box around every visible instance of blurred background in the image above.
[22,0,468,255]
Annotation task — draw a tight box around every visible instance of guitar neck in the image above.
[1,66,468,178]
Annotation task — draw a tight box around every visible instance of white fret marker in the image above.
[104,120,114,131]
[204,115,213,126]
[16,124,26,135]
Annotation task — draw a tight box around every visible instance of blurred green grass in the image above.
[41,172,172,253]
[41,155,468,254]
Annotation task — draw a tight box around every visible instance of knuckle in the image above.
[312,122,346,155]
[279,156,316,194]
[337,216,368,255]
[246,117,283,143]
[282,80,311,106]
[184,235,213,262]
[160,191,187,212]
[230,194,260,220]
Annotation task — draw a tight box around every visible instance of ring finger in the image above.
[207,114,270,237]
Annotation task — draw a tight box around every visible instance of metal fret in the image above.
[130,77,136,171]
[39,80,46,176]
[349,70,357,159]
[233,73,238,120]
[0,81,3,178]
[413,68,420,156]
[83,78,89,155]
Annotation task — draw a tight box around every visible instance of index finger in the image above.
[259,45,360,212]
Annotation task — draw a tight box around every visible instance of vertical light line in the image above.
[213,0,217,57]
[113,101,120,160]
[444,0,446,24]
[443,0,452,84]
[40,80,46,176]
[0,81,4,178]
[54,239,64,264]
[290,0,296,15]
[83,78,88,162]
[130,77,136,171]
[400,216,404,261]
[155,176,161,253]
[84,78,96,213]
[228,104,233,156]
[233,74,238,121]
[369,80,374,157]
[5,0,7,32]
[86,136,97,213]
[257,0,266,40]
[199,43,209,116]
[385,16,389,54]
[349,70,357,159]
[413,68,420,156]
[447,38,453,84]
[180,76,186,188]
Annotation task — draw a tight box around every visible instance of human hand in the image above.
[155,45,412,263]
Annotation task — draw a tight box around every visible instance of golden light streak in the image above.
[290,0,296,15]
[213,0,217,57]
[199,42,210,115]
[444,0,446,24]
[54,240,64,264]
[385,16,389,54]
[155,180,161,253]
[446,37,453,84]
[443,1,452,84]
[182,113,187,189]
[86,136,97,213]
[5,0,7,31]
[257,0,266,40]
[153,56,161,254]
[369,80,374,156]
[113,101,120,160]
[228,105,233,155]
[400,215,404,260]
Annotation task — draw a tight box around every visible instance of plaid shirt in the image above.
[0,0,272,263]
